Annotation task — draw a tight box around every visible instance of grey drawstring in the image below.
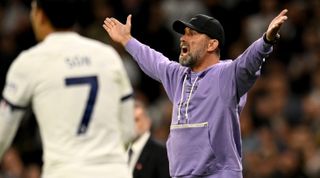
[177,74,188,124]
[178,74,199,124]
[185,76,198,123]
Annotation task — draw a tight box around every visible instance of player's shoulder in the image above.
[8,43,45,74]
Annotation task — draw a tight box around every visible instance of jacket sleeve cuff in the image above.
[263,33,280,45]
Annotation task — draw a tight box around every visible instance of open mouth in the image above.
[180,45,189,55]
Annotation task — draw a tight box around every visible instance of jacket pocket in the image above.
[166,122,218,177]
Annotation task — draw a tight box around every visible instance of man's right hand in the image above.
[103,15,133,46]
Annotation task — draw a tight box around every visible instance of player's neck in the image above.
[40,27,74,41]
[191,54,220,72]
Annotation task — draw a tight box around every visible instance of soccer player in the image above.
[0,0,135,177]
[103,9,288,178]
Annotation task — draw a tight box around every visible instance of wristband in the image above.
[263,33,280,45]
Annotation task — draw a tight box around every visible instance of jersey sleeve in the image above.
[0,52,32,159]
[0,99,26,159]
[2,52,34,107]
[116,52,135,146]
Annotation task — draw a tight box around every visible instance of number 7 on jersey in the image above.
[65,76,98,135]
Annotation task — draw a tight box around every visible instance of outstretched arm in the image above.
[103,15,133,46]
[229,9,289,99]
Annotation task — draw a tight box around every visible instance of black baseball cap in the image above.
[173,14,225,48]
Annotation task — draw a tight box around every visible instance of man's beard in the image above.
[179,53,197,68]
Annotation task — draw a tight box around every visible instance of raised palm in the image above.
[103,15,133,46]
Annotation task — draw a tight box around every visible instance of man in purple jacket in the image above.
[103,9,288,178]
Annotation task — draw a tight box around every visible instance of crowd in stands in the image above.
[0,0,319,177]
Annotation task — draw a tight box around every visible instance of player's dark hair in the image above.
[36,0,81,29]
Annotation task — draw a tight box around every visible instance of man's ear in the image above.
[37,9,48,25]
[207,39,219,52]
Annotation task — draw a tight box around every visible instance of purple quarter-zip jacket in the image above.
[125,37,273,178]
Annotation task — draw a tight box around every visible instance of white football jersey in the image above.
[1,32,134,178]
